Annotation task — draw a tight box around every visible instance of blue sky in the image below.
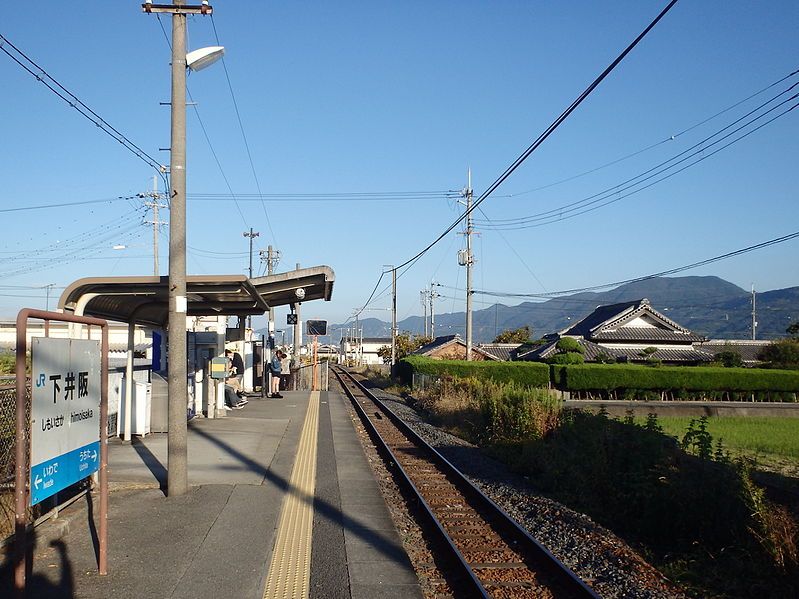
[1,2,797,334]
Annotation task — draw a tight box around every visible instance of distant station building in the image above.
[339,336,391,365]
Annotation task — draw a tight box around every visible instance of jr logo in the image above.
[36,373,46,387]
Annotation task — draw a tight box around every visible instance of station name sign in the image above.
[30,338,101,506]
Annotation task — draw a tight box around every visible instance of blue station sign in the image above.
[30,338,101,506]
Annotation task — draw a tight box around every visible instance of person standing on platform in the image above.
[269,350,283,398]
[280,349,292,391]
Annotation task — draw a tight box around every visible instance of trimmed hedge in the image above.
[399,357,799,393]
[400,355,550,388]
[559,364,799,392]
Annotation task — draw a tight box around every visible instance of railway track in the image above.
[332,365,599,599]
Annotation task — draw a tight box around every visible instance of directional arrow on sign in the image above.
[91,450,97,461]
[34,475,42,489]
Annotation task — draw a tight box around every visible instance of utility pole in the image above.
[143,175,168,276]
[430,284,439,339]
[260,246,280,343]
[293,262,302,355]
[42,284,55,311]
[420,289,429,337]
[461,169,474,360]
[243,228,259,329]
[391,267,397,367]
[144,0,213,498]
[243,228,260,279]
[751,284,758,340]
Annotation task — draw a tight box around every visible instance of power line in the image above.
[351,1,679,318]
[389,0,679,275]
[499,67,799,199]
[473,230,799,299]
[475,86,799,229]
[0,33,167,186]
[155,14,251,230]
[211,14,277,244]
[188,191,456,202]
[0,195,139,214]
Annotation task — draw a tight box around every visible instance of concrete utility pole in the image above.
[144,175,168,276]
[144,0,213,498]
[293,262,302,354]
[264,246,280,340]
[42,284,55,311]
[391,267,397,366]
[463,169,474,360]
[430,285,439,339]
[751,284,758,340]
[353,310,360,365]
[243,228,260,279]
[420,289,429,337]
[243,229,259,329]
[167,3,189,498]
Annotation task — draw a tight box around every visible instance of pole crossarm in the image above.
[142,4,213,15]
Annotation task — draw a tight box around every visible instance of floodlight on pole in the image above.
[186,46,224,72]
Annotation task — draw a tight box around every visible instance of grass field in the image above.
[642,416,799,476]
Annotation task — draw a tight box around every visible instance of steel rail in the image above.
[333,366,484,597]
[333,365,599,598]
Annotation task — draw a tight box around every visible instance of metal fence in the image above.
[0,381,28,542]
[292,362,329,391]
[0,380,90,546]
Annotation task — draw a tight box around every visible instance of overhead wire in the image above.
[188,191,456,202]
[471,230,799,299]
[0,209,145,262]
[391,0,680,274]
[0,195,140,214]
[0,222,146,278]
[0,33,168,189]
[211,14,277,244]
[354,0,679,315]
[155,14,249,227]
[500,67,799,199]
[475,85,799,229]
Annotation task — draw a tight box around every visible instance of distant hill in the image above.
[332,276,799,343]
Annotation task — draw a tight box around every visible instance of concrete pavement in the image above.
[0,390,422,599]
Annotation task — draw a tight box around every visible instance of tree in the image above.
[493,326,532,344]
[640,346,662,367]
[377,333,433,363]
[546,336,584,364]
[594,351,616,364]
[787,321,799,338]
[716,350,744,368]
[757,339,799,369]
[556,337,584,354]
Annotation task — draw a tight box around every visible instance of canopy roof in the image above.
[58,266,334,327]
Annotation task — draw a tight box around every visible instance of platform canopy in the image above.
[57,266,335,328]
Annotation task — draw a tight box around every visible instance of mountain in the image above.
[333,276,798,342]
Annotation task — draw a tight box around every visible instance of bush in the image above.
[716,349,744,368]
[555,337,583,353]
[758,339,799,370]
[399,355,550,388]
[415,377,560,445]
[548,352,584,365]
[0,352,14,375]
[557,363,799,393]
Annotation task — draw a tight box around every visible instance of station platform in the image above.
[0,390,423,599]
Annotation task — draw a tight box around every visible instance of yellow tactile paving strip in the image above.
[263,391,320,599]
